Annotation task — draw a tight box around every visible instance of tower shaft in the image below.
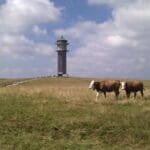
[57,51,67,75]
[56,36,69,77]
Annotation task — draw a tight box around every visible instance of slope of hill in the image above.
[0,77,150,149]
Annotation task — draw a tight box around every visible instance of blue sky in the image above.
[54,0,112,24]
[0,0,150,79]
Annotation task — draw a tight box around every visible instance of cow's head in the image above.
[89,80,100,91]
[121,81,126,90]
[89,80,95,89]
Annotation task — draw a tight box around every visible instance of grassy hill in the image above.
[0,77,150,150]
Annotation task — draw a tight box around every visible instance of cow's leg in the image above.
[96,92,100,102]
[140,90,144,97]
[126,91,130,98]
[115,90,119,100]
[103,92,106,98]
[134,92,136,98]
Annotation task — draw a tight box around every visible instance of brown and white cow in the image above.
[89,80,121,101]
[121,80,144,98]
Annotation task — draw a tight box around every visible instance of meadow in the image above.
[0,77,150,150]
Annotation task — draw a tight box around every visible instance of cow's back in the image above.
[100,80,120,92]
[126,80,143,91]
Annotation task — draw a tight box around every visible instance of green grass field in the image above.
[0,77,150,150]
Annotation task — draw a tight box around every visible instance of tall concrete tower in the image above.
[56,36,69,77]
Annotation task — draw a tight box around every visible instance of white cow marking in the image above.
[121,82,125,90]
[89,80,100,102]
[96,92,100,102]
[89,80,95,89]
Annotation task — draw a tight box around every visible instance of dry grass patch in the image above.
[0,77,150,149]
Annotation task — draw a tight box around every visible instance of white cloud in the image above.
[88,0,117,6]
[0,0,61,33]
[55,0,150,78]
[0,0,61,77]
[34,43,54,56]
[0,0,60,58]
[32,25,47,35]
[106,35,129,47]
[0,67,55,78]
[0,34,54,58]
[88,0,143,8]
